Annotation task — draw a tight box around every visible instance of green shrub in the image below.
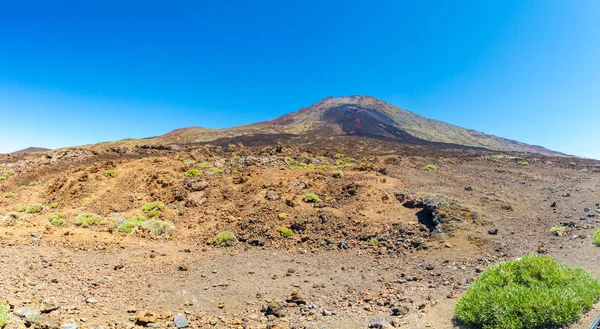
[213,231,237,246]
[195,163,211,169]
[75,213,102,227]
[28,181,37,187]
[17,205,26,212]
[303,193,322,203]
[184,168,202,177]
[24,204,43,213]
[118,216,147,233]
[550,226,566,234]
[50,202,58,209]
[139,218,174,236]
[0,304,8,328]
[105,169,116,178]
[277,227,293,237]
[48,213,66,227]
[424,165,438,172]
[594,228,600,246]
[518,161,529,166]
[278,213,288,220]
[209,167,224,173]
[369,238,379,245]
[5,212,19,219]
[142,201,165,217]
[454,255,600,329]
[332,171,344,178]
[3,192,14,198]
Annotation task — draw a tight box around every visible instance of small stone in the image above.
[40,298,60,313]
[14,307,37,318]
[177,264,189,271]
[86,297,97,304]
[464,186,473,191]
[286,290,306,306]
[391,305,409,316]
[488,228,499,235]
[136,311,158,325]
[174,313,188,328]
[62,324,78,329]
[369,318,393,329]
[264,301,285,318]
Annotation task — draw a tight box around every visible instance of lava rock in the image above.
[286,290,307,306]
[264,301,285,318]
[184,178,209,192]
[40,298,60,313]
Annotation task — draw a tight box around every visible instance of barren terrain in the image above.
[0,137,599,329]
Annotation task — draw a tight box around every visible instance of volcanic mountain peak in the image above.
[137,95,560,156]
[10,147,51,154]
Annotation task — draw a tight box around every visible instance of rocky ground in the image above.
[0,137,599,329]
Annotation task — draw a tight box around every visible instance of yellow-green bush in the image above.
[48,213,66,226]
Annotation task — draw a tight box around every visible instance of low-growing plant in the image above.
[0,304,8,328]
[303,192,322,203]
[3,192,14,198]
[50,202,58,209]
[28,181,37,186]
[48,213,66,226]
[105,169,116,178]
[594,228,600,246]
[424,165,438,172]
[209,167,224,173]
[332,171,344,178]
[369,238,379,245]
[278,213,288,220]
[195,163,211,169]
[454,254,600,329]
[278,227,293,237]
[550,226,567,234]
[142,201,166,217]
[118,216,147,233]
[139,218,175,236]
[213,231,237,246]
[21,204,43,213]
[517,161,529,166]
[75,213,102,227]
[184,168,202,177]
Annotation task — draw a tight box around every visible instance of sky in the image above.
[1,1,599,158]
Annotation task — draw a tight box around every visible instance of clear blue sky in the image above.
[1,1,599,158]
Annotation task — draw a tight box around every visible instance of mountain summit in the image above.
[149,95,559,155]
